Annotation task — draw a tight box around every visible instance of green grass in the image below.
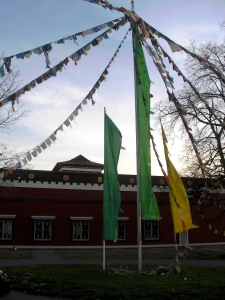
[3,264,225,300]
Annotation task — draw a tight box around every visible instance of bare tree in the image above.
[0,69,29,132]
[0,67,29,168]
[0,144,29,168]
[154,41,225,178]
[220,21,225,31]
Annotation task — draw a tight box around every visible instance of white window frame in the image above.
[31,216,55,241]
[70,217,93,241]
[143,220,160,241]
[117,217,129,241]
[0,215,16,240]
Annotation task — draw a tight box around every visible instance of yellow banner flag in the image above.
[161,124,198,233]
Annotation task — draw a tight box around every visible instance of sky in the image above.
[0,0,224,175]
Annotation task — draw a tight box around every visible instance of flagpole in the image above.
[103,239,106,270]
[174,232,179,268]
[131,1,142,274]
[103,107,106,271]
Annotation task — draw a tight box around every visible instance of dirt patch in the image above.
[56,245,225,260]
[0,249,32,259]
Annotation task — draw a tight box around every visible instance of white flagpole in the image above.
[103,107,106,271]
[131,0,142,274]
[103,240,106,270]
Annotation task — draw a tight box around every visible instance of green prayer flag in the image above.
[103,112,122,241]
[134,24,160,220]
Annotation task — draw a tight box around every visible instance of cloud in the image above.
[1,0,223,176]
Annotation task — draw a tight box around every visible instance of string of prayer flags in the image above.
[1,29,129,176]
[150,130,170,183]
[82,0,117,11]
[143,41,174,91]
[0,65,5,77]
[128,14,225,89]
[82,7,225,85]
[82,0,141,21]
[138,17,225,85]
[157,44,225,128]
[0,18,127,109]
[197,189,225,236]
[0,167,13,180]
[166,89,207,177]
[0,17,125,75]
[142,35,221,179]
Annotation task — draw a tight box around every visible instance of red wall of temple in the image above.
[0,186,224,247]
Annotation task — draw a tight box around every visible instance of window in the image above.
[32,216,55,241]
[73,221,90,241]
[70,217,93,241]
[143,220,160,241]
[0,215,15,240]
[117,217,129,241]
[117,221,126,241]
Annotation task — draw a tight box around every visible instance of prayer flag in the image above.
[161,124,198,233]
[103,112,122,241]
[134,24,160,220]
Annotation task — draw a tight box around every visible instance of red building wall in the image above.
[0,183,225,248]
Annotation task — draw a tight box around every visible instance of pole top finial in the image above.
[131,0,134,11]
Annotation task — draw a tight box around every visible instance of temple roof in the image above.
[52,155,104,173]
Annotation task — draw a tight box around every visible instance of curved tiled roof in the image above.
[52,155,104,172]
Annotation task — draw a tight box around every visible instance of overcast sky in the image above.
[0,0,224,175]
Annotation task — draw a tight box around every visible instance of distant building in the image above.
[0,155,224,248]
[52,154,104,173]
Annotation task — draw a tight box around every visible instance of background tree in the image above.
[0,67,29,168]
[154,40,225,178]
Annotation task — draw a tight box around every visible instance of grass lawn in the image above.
[3,264,225,300]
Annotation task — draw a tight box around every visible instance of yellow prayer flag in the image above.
[161,124,198,233]
[0,172,4,179]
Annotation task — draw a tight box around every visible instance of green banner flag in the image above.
[134,24,160,220]
[103,112,122,241]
